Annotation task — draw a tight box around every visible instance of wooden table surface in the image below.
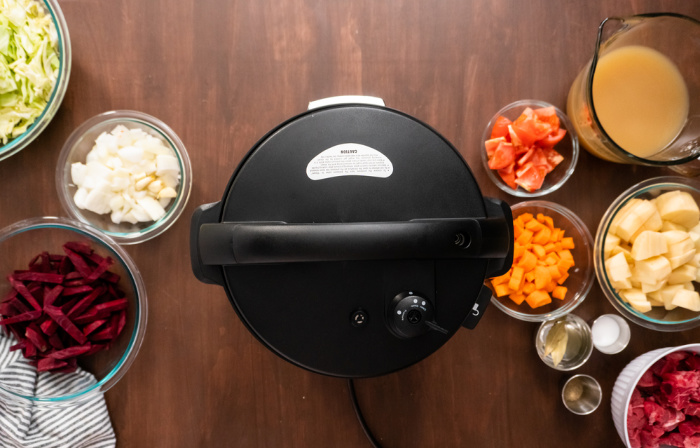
[2,0,700,446]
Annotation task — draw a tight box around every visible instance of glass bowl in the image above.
[594,177,700,331]
[0,0,72,162]
[489,201,594,322]
[481,99,579,197]
[0,217,147,407]
[536,314,594,371]
[56,111,192,244]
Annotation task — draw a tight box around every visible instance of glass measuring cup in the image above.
[567,13,700,175]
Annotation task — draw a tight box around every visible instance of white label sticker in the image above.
[306,143,393,180]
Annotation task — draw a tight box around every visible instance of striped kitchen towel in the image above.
[0,334,116,448]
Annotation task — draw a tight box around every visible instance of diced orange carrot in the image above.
[513,224,522,239]
[509,293,526,305]
[534,265,552,290]
[525,219,545,232]
[525,290,551,308]
[543,216,554,229]
[545,254,559,266]
[544,281,557,293]
[532,244,546,258]
[547,265,561,280]
[544,243,556,253]
[522,282,536,295]
[520,213,534,223]
[516,229,533,245]
[525,271,535,283]
[513,243,525,261]
[558,249,574,262]
[552,286,567,300]
[491,271,511,285]
[494,283,512,297]
[560,237,575,249]
[508,266,525,291]
[518,250,537,272]
[532,227,551,245]
[557,272,569,285]
[557,259,575,275]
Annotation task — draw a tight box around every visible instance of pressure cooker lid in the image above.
[191,102,513,377]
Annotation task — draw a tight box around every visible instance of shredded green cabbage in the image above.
[0,0,59,145]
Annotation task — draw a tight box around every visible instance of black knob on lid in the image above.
[388,292,446,339]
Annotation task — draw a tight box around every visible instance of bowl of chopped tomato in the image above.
[481,100,579,197]
[487,201,594,322]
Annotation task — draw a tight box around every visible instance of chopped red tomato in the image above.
[537,128,567,147]
[484,137,506,158]
[490,116,512,139]
[533,107,560,130]
[515,164,547,192]
[498,168,517,189]
[484,104,568,193]
[487,142,515,170]
[541,147,564,169]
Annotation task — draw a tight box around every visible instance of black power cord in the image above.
[347,379,383,448]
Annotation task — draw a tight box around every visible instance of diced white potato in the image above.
[667,263,699,284]
[671,288,700,312]
[604,233,621,259]
[633,256,672,283]
[641,279,666,294]
[606,252,632,282]
[616,200,657,242]
[621,289,652,313]
[610,199,642,238]
[656,190,700,229]
[631,231,668,260]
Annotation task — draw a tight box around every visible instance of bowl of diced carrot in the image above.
[487,201,594,322]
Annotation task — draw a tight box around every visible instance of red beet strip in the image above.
[7,277,42,311]
[47,344,92,360]
[25,325,48,352]
[62,285,93,296]
[0,310,42,325]
[44,306,87,345]
[85,257,114,282]
[63,241,92,255]
[82,319,107,336]
[62,248,92,278]
[13,272,64,284]
[43,285,64,308]
[37,357,67,372]
[67,285,105,318]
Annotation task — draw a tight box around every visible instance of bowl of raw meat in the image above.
[611,344,700,448]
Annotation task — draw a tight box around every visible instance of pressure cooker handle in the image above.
[192,198,513,278]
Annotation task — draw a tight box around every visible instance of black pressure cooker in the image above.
[190,97,513,378]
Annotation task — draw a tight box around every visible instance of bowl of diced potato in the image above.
[595,177,700,331]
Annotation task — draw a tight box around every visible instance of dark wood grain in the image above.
[1,0,700,446]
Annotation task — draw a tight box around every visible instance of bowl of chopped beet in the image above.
[481,100,579,197]
[0,217,146,406]
[612,344,700,448]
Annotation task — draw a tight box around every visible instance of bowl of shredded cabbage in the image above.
[0,0,71,162]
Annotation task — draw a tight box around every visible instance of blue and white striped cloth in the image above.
[0,334,115,448]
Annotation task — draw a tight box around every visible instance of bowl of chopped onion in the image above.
[0,0,71,162]
[55,110,192,244]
